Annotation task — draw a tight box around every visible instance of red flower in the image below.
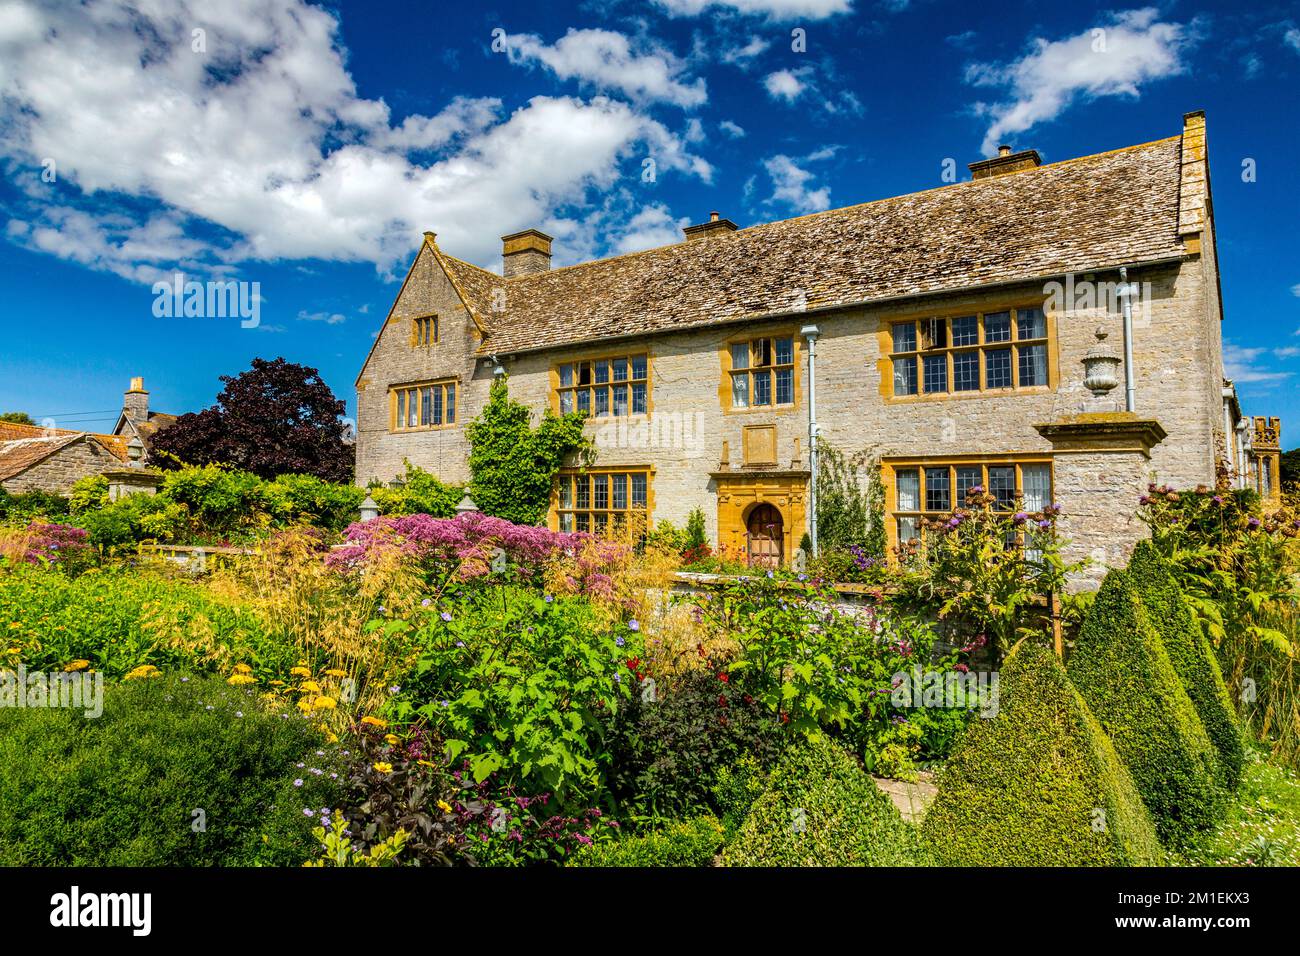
[717,694,728,708]
[779,712,789,724]
[717,672,729,683]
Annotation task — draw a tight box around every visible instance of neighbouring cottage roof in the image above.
[0,421,129,483]
[441,135,1190,357]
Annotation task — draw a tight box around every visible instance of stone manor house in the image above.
[354,112,1280,585]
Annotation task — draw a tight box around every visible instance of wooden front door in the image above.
[746,503,784,569]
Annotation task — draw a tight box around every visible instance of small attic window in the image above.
[412,315,437,347]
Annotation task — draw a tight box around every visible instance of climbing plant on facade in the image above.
[466,376,589,526]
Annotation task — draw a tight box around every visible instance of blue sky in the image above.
[0,0,1297,443]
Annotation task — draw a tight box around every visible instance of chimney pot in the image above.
[123,377,149,424]
[969,147,1042,180]
[683,212,738,241]
[501,229,553,278]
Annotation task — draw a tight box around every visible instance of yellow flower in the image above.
[361,716,388,729]
[296,698,314,713]
[124,664,160,681]
[290,666,312,678]
[325,668,348,678]
[312,695,337,711]
[325,731,339,743]
[300,680,322,694]
[373,762,393,774]
[437,800,452,813]
[233,663,253,674]
[63,660,90,672]
[227,674,256,686]
[269,679,285,687]
[384,733,400,745]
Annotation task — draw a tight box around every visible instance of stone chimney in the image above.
[969,145,1042,179]
[123,376,149,424]
[501,229,553,278]
[683,211,738,241]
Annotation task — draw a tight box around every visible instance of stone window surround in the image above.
[551,465,654,536]
[883,454,1053,552]
[390,378,458,432]
[882,303,1056,403]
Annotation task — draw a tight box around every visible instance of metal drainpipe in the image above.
[1119,267,1137,413]
[801,324,821,557]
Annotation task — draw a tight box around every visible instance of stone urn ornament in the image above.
[1081,326,1122,409]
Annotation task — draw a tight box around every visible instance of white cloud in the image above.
[721,35,771,66]
[761,153,832,213]
[608,203,691,254]
[655,0,851,19]
[946,30,978,50]
[1286,28,1300,53]
[1291,283,1300,297]
[297,309,346,325]
[0,0,710,281]
[966,8,1201,155]
[500,29,706,108]
[1225,343,1291,385]
[762,65,861,115]
[764,67,812,102]
[719,119,747,138]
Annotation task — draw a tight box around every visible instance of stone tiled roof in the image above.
[461,136,1188,356]
[0,421,129,482]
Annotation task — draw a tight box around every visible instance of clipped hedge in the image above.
[567,816,725,867]
[0,675,340,866]
[1127,540,1245,791]
[923,643,1163,866]
[1068,568,1225,847]
[721,736,928,867]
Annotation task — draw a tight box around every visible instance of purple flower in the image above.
[1248,517,1261,529]
[421,598,432,607]
[1013,511,1029,525]
[1037,519,1051,530]
[628,619,640,632]
[544,594,553,603]
[294,779,304,787]
[455,641,465,648]
[441,611,453,623]
[615,635,625,647]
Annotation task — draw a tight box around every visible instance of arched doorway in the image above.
[746,503,784,569]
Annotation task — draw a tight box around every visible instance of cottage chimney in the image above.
[123,377,149,424]
[969,146,1042,179]
[501,229,553,278]
[683,211,738,241]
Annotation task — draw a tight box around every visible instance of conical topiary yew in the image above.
[922,643,1163,866]
[1068,568,1225,847]
[1127,540,1245,791]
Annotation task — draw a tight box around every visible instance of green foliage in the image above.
[0,675,339,865]
[892,488,1081,657]
[697,570,963,778]
[0,411,35,425]
[1127,540,1245,790]
[466,376,588,525]
[391,587,642,799]
[568,815,724,867]
[161,464,273,535]
[684,508,708,552]
[77,492,189,548]
[710,755,769,838]
[368,461,462,519]
[0,488,70,525]
[267,473,366,530]
[67,475,110,513]
[815,440,872,551]
[721,736,929,866]
[0,562,285,679]
[923,644,1164,865]
[304,811,408,867]
[644,519,687,554]
[1068,568,1226,846]
[604,662,785,819]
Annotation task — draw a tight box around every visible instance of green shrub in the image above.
[0,562,280,678]
[0,488,70,525]
[922,643,1163,865]
[1068,568,1225,846]
[77,492,189,548]
[0,675,341,865]
[605,662,784,819]
[268,473,365,530]
[711,755,769,839]
[1127,540,1245,791]
[67,475,110,513]
[568,815,724,867]
[684,508,708,552]
[721,736,929,866]
[160,464,272,534]
[368,461,461,519]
